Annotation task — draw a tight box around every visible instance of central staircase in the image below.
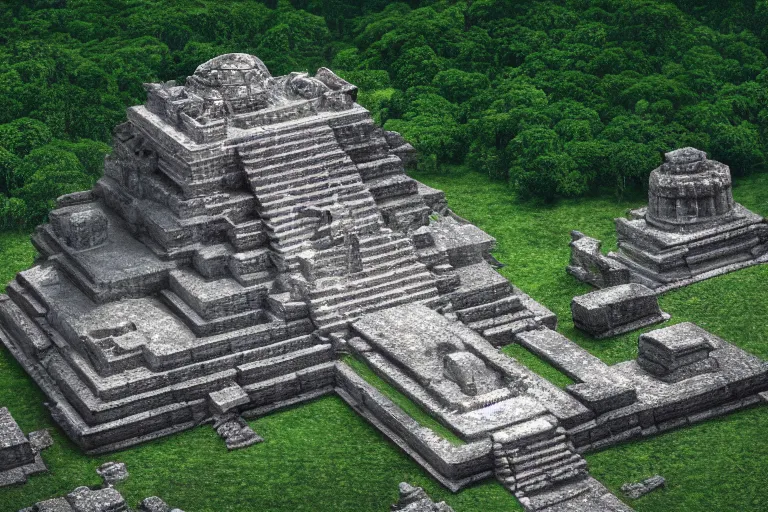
[237,122,382,262]
[305,231,440,333]
[493,417,633,511]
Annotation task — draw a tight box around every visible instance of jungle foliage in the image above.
[1,0,768,227]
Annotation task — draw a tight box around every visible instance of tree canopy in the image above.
[1,0,767,226]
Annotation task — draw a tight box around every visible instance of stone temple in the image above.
[568,147,768,291]
[0,53,554,454]
[2,56,768,512]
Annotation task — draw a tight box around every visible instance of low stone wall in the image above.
[335,363,493,491]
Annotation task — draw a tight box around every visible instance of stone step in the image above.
[262,212,320,235]
[237,344,334,385]
[264,202,382,239]
[314,286,441,332]
[312,280,439,325]
[268,222,319,246]
[512,448,575,473]
[466,309,535,332]
[332,118,377,140]
[271,225,385,260]
[366,174,419,201]
[310,262,430,300]
[227,220,266,251]
[231,269,276,288]
[193,244,231,279]
[511,441,571,465]
[266,293,309,321]
[355,253,421,279]
[359,244,417,268]
[341,139,391,163]
[252,166,340,196]
[5,280,47,318]
[246,156,350,188]
[451,282,512,311]
[257,175,363,208]
[518,433,569,454]
[356,155,404,181]
[239,123,331,147]
[169,270,267,320]
[238,131,337,160]
[455,295,524,324]
[376,193,429,212]
[268,215,382,255]
[244,149,348,181]
[482,318,539,345]
[358,234,412,251]
[523,479,592,510]
[238,117,334,142]
[261,188,372,221]
[514,455,587,489]
[160,290,266,337]
[241,140,342,167]
[228,248,273,277]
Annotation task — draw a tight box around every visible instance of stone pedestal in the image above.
[637,322,719,382]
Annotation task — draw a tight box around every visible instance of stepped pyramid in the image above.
[0,54,554,453]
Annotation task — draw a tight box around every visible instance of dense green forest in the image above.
[1,0,767,228]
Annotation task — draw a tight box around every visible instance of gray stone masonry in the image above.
[96,461,129,486]
[515,324,766,455]
[621,475,665,500]
[390,482,455,512]
[0,53,553,455]
[637,323,719,383]
[571,284,670,338]
[568,148,768,292]
[2,54,767,512]
[19,463,184,512]
[0,407,53,487]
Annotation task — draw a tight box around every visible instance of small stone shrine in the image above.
[0,407,53,487]
[568,148,768,291]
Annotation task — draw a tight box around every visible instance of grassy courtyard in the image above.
[0,170,767,511]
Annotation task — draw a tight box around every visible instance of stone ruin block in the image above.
[66,486,127,512]
[571,283,670,338]
[20,463,185,512]
[390,482,455,512]
[621,475,665,499]
[208,384,250,415]
[637,322,719,382]
[0,407,52,487]
[0,407,34,473]
[49,204,109,251]
[566,381,637,415]
[567,231,630,288]
[96,461,129,486]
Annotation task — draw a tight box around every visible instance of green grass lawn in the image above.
[1,171,767,511]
